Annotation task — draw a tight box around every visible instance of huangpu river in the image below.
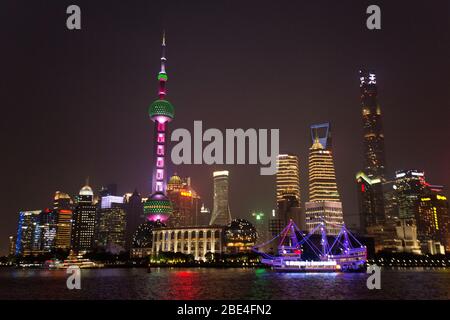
[0,267,449,300]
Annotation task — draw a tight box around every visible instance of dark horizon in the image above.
[1,0,449,255]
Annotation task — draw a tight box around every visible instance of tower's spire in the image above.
[158,31,167,99]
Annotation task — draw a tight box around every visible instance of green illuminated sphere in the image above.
[149,99,174,121]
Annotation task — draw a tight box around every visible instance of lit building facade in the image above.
[144,33,174,224]
[276,154,300,203]
[39,208,58,253]
[15,210,41,256]
[71,184,97,253]
[224,219,258,254]
[305,201,343,236]
[418,194,449,251]
[166,174,202,227]
[308,133,340,202]
[96,196,127,253]
[152,226,225,261]
[395,169,427,220]
[305,124,343,235]
[53,191,74,250]
[209,171,232,226]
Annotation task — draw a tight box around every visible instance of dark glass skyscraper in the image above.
[357,70,387,233]
[360,70,386,179]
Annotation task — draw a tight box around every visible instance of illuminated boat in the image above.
[253,220,367,272]
[46,252,104,269]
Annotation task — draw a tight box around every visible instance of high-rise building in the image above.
[71,184,97,253]
[96,197,127,253]
[52,191,74,250]
[124,190,145,250]
[418,194,449,251]
[209,171,232,226]
[143,32,174,224]
[395,169,427,220]
[276,154,302,228]
[308,132,340,202]
[356,171,385,232]
[359,70,386,179]
[356,70,387,234]
[39,208,58,253]
[15,210,41,256]
[305,124,343,235]
[276,154,300,204]
[167,174,202,227]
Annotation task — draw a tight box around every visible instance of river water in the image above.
[0,267,449,300]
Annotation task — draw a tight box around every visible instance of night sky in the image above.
[1,0,449,255]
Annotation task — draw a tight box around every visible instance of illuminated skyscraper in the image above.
[167,174,202,227]
[15,210,41,256]
[39,208,58,253]
[360,70,386,179]
[308,126,340,202]
[418,193,449,251]
[143,32,174,223]
[71,183,97,253]
[276,154,300,204]
[96,197,127,253]
[395,169,427,220]
[210,171,232,226]
[305,123,343,235]
[53,191,74,250]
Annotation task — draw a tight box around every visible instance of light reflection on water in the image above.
[0,267,449,300]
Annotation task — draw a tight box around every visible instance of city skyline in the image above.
[1,0,450,255]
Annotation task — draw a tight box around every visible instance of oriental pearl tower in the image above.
[143,32,174,224]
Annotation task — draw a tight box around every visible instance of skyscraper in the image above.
[71,183,97,253]
[308,126,340,202]
[418,193,449,251]
[124,190,144,250]
[96,197,127,253]
[356,70,387,234]
[39,208,58,253]
[166,174,202,227]
[359,70,386,179]
[15,210,41,256]
[143,32,174,224]
[395,169,427,220]
[305,123,343,235]
[276,154,300,204]
[356,171,385,231]
[210,171,232,226]
[53,191,74,250]
[276,154,302,229]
